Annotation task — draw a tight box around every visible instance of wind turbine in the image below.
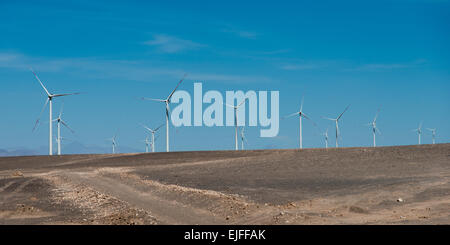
[53,104,75,155]
[142,136,150,153]
[322,105,350,148]
[427,128,437,144]
[31,69,79,155]
[413,122,423,145]
[142,74,187,152]
[366,108,381,147]
[224,99,247,150]
[141,123,164,153]
[240,127,248,150]
[285,97,316,149]
[107,132,118,154]
[321,128,329,149]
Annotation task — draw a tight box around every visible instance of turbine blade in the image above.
[222,102,236,108]
[140,123,153,133]
[337,104,350,120]
[373,108,381,122]
[237,98,247,108]
[59,102,64,118]
[301,113,317,126]
[154,123,165,132]
[284,112,299,119]
[114,129,119,140]
[142,97,166,102]
[32,98,49,132]
[166,103,170,117]
[376,127,381,135]
[30,68,51,97]
[167,73,187,101]
[60,120,75,134]
[52,92,80,98]
[300,96,304,112]
[322,116,336,121]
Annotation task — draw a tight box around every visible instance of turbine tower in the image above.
[240,127,247,150]
[321,128,329,149]
[151,135,160,152]
[323,105,350,148]
[366,108,381,147]
[143,136,150,153]
[53,104,75,155]
[141,123,164,153]
[54,136,71,154]
[427,128,437,144]
[142,74,187,152]
[285,97,316,149]
[224,99,247,150]
[31,69,79,155]
[413,122,423,145]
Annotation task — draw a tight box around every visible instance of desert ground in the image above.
[0,144,449,225]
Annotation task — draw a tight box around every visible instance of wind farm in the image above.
[142,74,187,152]
[322,105,350,148]
[53,104,75,155]
[224,99,247,151]
[31,69,79,155]
[0,71,447,225]
[366,108,381,147]
[141,123,164,153]
[285,97,316,149]
[0,1,448,228]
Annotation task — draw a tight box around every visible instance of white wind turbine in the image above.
[224,99,247,150]
[321,128,329,149]
[366,108,381,147]
[141,123,164,153]
[285,97,316,149]
[31,69,79,155]
[54,136,70,154]
[413,122,423,145]
[142,136,150,153]
[107,132,118,154]
[142,74,187,152]
[240,127,248,150]
[426,128,437,144]
[53,104,75,155]
[322,105,350,148]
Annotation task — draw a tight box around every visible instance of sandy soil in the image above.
[0,144,449,224]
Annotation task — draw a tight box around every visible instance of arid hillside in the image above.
[0,144,449,224]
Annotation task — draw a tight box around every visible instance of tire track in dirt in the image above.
[55,171,225,224]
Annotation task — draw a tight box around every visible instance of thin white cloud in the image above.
[281,64,321,71]
[256,49,290,55]
[280,59,427,72]
[0,52,275,84]
[143,34,205,53]
[348,59,427,72]
[222,28,258,39]
[0,52,29,69]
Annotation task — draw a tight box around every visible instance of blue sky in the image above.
[0,0,449,153]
